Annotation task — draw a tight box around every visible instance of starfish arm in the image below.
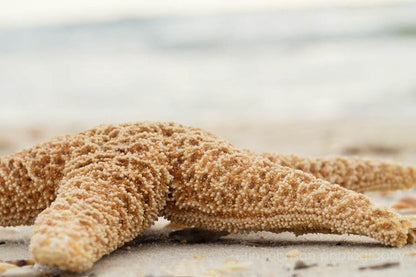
[262,153,416,193]
[164,150,415,247]
[30,152,171,272]
[0,137,70,226]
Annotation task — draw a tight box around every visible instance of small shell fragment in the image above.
[5,260,35,267]
[285,249,301,258]
[192,254,205,259]
[0,263,17,273]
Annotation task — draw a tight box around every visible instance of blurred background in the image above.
[0,0,416,160]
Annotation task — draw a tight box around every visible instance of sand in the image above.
[1,120,416,277]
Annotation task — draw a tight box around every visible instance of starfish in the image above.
[0,122,415,272]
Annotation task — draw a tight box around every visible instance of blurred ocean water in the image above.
[0,2,416,125]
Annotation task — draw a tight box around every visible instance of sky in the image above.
[0,0,412,27]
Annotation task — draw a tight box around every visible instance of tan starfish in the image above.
[0,122,415,272]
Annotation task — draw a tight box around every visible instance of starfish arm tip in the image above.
[30,233,94,272]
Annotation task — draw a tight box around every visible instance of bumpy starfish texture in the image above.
[0,122,416,272]
[261,154,416,193]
